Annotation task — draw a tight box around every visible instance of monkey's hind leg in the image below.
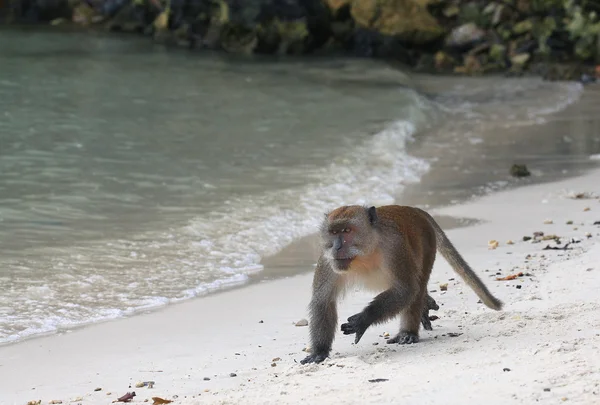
[420,294,439,331]
[387,290,426,345]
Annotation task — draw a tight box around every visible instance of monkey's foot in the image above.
[341,313,369,344]
[387,331,419,345]
[300,353,328,365]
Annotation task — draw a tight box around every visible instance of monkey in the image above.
[300,204,503,365]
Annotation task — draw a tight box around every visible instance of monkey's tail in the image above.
[421,210,503,311]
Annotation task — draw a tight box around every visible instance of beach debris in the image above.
[229,373,237,377]
[566,191,598,199]
[516,285,522,289]
[439,283,448,291]
[272,357,281,362]
[506,240,514,245]
[49,401,63,404]
[259,320,264,323]
[544,388,551,392]
[151,398,172,405]
[566,220,573,225]
[585,232,592,238]
[26,401,41,405]
[523,236,532,241]
[446,332,463,337]
[503,368,511,372]
[496,272,523,281]
[543,219,553,224]
[594,221,600,225]
[94,388,102,392]
[302,346,311,352]
[271,362,277,367]
[510,164,530,178]
[294,318,308,327]
[71,397,83,402]
[383,332,390,337]
[543,243,572,251]
[584,207,591,211]
[368,378,389,383]
[114,392,136,403]
[488,240,499,249]
[135,381,155,389]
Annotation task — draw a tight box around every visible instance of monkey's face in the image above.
[320,206,378,273]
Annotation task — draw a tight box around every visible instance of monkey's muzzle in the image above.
[334,258,353,271]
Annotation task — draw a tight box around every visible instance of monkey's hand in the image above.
[341,313,369,344]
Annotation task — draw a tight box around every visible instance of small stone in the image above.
[203,377,210,381]
[445,23,486,48]
[510,164,530,177]
[516,285,522,289]
[272,357,281,362]
[439,283,448,291]
[544,388,551,392]
[506,240,514,245]
[584,207,591,211]
[585,232,592,238]
[372,342,379,346]
[49,401,63,405]
[543,219,553,224]
[271,362,277,367]
[230,373,237,377]
[488,240,499,249]
[503,367,511,372]
[295,318,309,327]
[135,382,145,388]
[561,398,568,401]
[523,236,532,241]
[72,397,83,402]
[566,220,573,225]
[383,332,390,337]
[302,346,311,352]
[259,320,264,323]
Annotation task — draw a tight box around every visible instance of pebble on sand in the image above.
[543,219,553,224]
[295,319,309,327]
[439,283,448,291]
[488,240,499,249]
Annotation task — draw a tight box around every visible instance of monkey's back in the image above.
[375,205,437,273]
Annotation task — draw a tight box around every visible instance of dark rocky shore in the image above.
[2,0,600,81]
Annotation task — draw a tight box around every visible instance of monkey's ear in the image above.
[367,206,378,225]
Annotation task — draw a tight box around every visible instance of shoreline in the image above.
[2,80,598,350]
[1,167,599,404]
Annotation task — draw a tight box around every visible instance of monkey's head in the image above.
[319,205,379,273]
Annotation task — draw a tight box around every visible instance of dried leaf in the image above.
[152,397,173,405]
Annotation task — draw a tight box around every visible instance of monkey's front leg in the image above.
[341,285,413,344]
[300,260,340,365]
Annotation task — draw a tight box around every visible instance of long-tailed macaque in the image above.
[300,205,503,364]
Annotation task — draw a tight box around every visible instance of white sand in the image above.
[2,169,600,405]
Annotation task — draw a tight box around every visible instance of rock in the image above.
[510,164,530,177]
[454,54,483,75]
[439,283,448,291]
[295,318,309,327]
[434,51,457,71]
[324,0,351,14]
[351,0,445,45]
[510,53,531,69]
[442,5,460,18]
[229,372,237,377]
[513,19,534,35]
[445,22,486,48]
[488,240,499,249]
[489,43,506,62]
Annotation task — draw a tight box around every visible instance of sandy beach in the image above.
[2,160,599,404]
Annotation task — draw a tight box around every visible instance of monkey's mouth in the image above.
[334,258,354,270]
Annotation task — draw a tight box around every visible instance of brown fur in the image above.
[300,204,503,365]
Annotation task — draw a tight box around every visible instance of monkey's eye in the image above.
[331,230,338,235]
[343,228,350,233]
